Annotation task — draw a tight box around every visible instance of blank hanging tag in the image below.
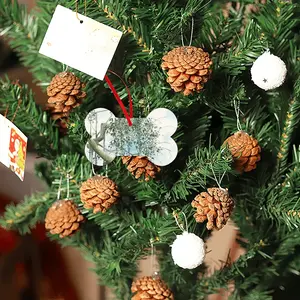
[39,5,122,80]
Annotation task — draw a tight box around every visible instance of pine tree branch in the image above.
[92,0,152,53]
[254,1,299,56]
[247,146,300,231]
[0,0,104,90]
[216,20,267,76]
[93,0,211,53]
[50,229,133,300]
[0,0,61,82]
[195,242,266,299]
[49,152,169,211]
[276,78,300,171]
[0,192,51,234]
[171,146,233,200]
[50,206,188,299]
[0,79,60,158]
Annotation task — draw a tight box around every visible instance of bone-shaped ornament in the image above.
[84,108,178,167]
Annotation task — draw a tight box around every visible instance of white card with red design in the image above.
[0,114,27,181]
[39,5,123,80]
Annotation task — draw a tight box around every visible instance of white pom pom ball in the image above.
[171,231,205,269]
[251,51,287,90]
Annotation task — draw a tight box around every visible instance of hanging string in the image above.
[3,99,22,123]
[80,163,83,180]
[173,211,188,232]
[75,0,87,23]
[219,169,227,187]
[57,176,63,200]
[233,99,242,132]
[108,70,133,119]
[91,163,97,176]
[210,163,222,190]
[63,64,69,72]
[189,17,194,47]
[11,99,22,123]
[150,238,155,276]
[4,105,9,118]
[104,71,134,126]
[180,16,195,47]
[210,163,227,192]
[66,174,70,199]
[180,16,185,47]
[208,134,226,188]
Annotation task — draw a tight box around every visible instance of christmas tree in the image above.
[0,0,300,299]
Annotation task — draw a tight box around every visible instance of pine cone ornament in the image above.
[45,200,85,238]
[131,276,174,300]
[80,176,120,213]
[161,46,212,96]
[46,72,86,123]
[122,156,161,181]
[192,188,234,230]
[223,131,261,172]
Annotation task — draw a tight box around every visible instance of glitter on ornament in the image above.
[171,231,205,269]
[251,51,287,90]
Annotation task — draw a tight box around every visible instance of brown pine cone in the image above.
[80,176,120,213]
[131,276,174,300]
[122,156,161,181]
[161,46,212,96]
[45,200,85,238]
[223,131,261,173]
[46,72,86,124]
[192,188,234,230]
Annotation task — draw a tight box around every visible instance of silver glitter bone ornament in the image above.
[84,108,178,167]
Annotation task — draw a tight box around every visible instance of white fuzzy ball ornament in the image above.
[171,231,205,269]
[251,51,287,90]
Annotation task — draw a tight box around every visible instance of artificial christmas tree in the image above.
[0,1,300,300]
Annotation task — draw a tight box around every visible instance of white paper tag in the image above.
[39,5,123,80]
[0,115,28,181]
[84,108,178,167]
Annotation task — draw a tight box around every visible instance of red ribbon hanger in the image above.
[104,70,133,126]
